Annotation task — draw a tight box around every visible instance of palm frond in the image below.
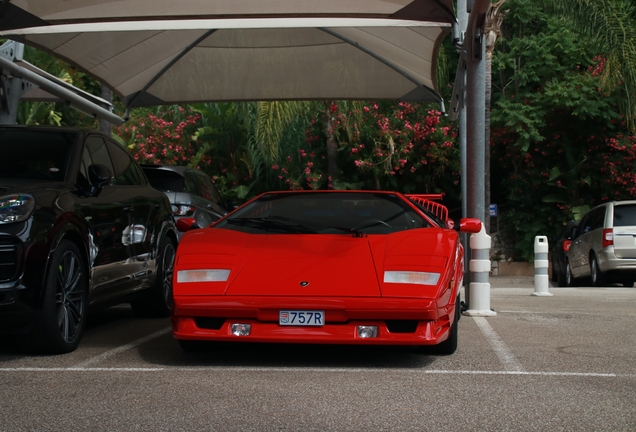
[555,0,636,131]
[254,101,310,164]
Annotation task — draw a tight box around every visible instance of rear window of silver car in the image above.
[613,204,636,227]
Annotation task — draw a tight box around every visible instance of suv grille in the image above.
[0,239,20,282]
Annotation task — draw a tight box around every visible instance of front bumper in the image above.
[0,283,40,332]
[172,295,455,346]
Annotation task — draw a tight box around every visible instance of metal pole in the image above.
[464,0,490,309]
[465,36,486,224]
[457,0,470,307]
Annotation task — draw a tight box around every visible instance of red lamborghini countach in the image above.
[172,190,482,354]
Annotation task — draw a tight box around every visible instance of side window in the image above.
[578,213,592,236]
[184,172,201,196]
[83,136,115,185]
[590,208,605,231]
[581,209,602,234]
[106,141,144,186]
[196,173,217,203]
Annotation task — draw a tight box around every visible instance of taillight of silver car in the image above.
[602,228,613,248]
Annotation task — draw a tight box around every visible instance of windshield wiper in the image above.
[225,217,317,234]
[266,216,366,237]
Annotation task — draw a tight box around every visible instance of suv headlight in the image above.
[0,194,36,224]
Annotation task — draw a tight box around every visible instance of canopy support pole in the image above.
[0,40,124,125]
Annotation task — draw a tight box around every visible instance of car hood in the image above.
[175,227,458,299]
[0,179,69,196]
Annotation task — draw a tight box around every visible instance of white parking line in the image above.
[71,327,172,368]
[473,316,524,372]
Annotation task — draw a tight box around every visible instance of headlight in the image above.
[0,194,36,224]
[384,271,440,286]
[177,269,231,283]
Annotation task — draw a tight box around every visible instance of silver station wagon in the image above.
[566,201,636,287]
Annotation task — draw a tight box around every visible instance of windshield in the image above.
[215,192,432,234]
[0,130,76,181]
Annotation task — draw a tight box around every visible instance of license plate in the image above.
[279,310,325,326]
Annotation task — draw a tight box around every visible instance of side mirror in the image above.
[176,217,200,232]
[88,164,113,196]
[459,218,482,233]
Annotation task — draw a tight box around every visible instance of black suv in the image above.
[0,126,178,354]
[141,165,229,237]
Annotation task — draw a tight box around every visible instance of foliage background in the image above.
[7,0,636,261]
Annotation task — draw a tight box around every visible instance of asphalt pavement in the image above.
[0,275,635,431]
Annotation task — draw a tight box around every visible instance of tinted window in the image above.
[614,204,636,227]
[184,172,201,196]
[580,208,603,235]
[144,169,185,192]
[197,173,222,204]
[84,136,115,173]
[0,129,75,181]
[106,141,144,186]
[186,171,218,203]
[216,192,430,234]
[589,208,606,230]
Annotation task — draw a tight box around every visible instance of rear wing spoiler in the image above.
[405,194,449,222]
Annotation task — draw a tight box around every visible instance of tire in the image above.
[590,253,606,287]
[557,263,567,287]
[550,260,558,282]
[20,240,87,354]
[565,260,577,287]
[131,236,176,318]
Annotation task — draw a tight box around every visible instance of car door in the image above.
[570,208,603,277]
[105,140,166,292]
[581,208,606,277]
[79,135,137,303]
[569,212,589,276]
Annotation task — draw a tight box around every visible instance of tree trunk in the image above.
[484,0,509,233]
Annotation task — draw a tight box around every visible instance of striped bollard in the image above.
[463,225,497,317]
[532,235,553,296]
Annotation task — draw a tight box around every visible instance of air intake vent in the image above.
[194,317,226,330]
[385,320,418,333]
[0,239,19,282]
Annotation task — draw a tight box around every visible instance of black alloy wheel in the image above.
[21,240,87,354]
[161,239,176,311]
[131,236,176,318]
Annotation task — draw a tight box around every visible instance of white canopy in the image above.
[0,1,455,109]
